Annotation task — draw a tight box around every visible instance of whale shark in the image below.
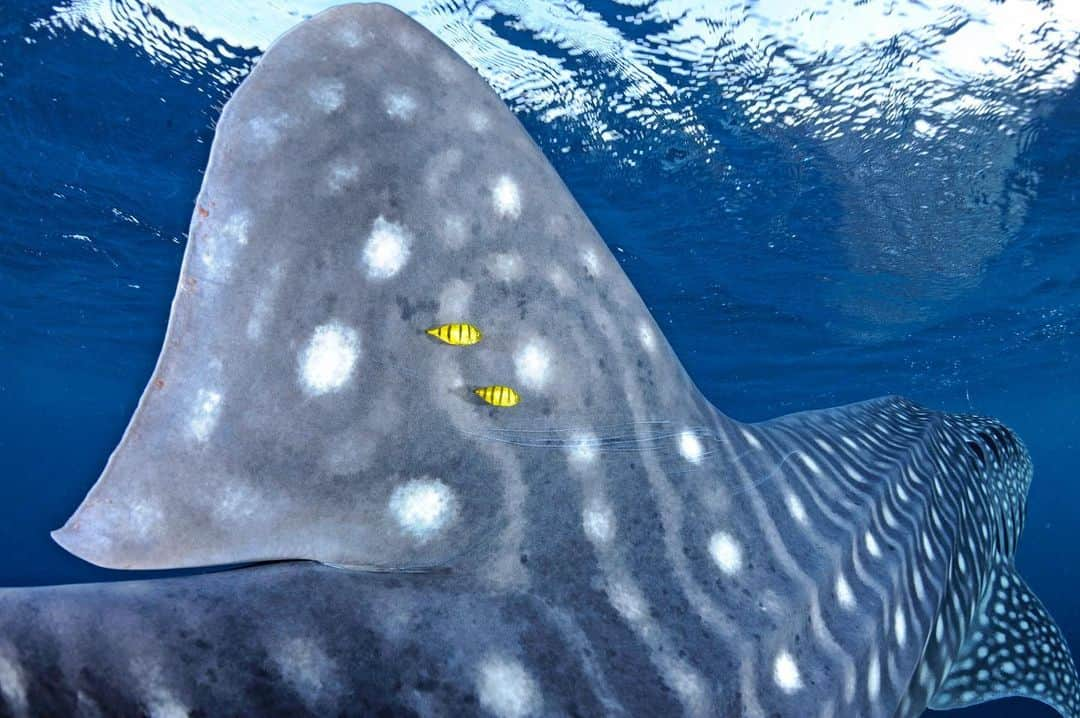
[1,3,1076,717]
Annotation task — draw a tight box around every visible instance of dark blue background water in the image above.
[1,1,1077,716]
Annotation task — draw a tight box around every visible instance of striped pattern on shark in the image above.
[0,4,1074,717]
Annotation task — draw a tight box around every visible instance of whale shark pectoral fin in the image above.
[52,4,709,572]
[929,564,1080,718]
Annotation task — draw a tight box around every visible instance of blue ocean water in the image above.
[1,1,1078,716]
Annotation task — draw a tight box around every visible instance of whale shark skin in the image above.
[1,3,1076,717]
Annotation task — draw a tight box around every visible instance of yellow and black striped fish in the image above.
[426,323,482,346]
[474,385,520,407]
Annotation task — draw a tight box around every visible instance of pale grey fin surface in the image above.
[929,562,1080,717]
[51,3,711,571]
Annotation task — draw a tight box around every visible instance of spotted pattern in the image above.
[298,323,361,396]
[40,6,1079,718]
[476,656,541,718]
[388,479,456,541]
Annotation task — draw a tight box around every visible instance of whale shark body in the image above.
[2,4,1077,717]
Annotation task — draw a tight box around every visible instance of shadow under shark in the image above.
[2,4,1076,717]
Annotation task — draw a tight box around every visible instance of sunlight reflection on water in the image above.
[32,1,1080,331]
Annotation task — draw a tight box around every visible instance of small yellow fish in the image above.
[426,323,482,346]
[474,385,520,407]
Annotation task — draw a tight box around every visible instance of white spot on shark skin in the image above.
[146,690,188,718]
[515,340,551,390]
[189,388,223,442]
[212,483,262,523]
[662,658,708,713]
[299,322,361,396]
[120,500,163,540]
[274,637,336,699]
[678,430,704,464]
[708,531,743,575]
[566,432,597,466]
[327,161,360,193]
[75,690,103,718]
[912,569,926,602]
[582,502,615,544]
[309,79,344,112]
[476,656,542,718]
[894,607,907,647]
[441,215,468,249]
[490,252,524,282]
[337,23,367,48]
[741,428,763,450]
[247,113,290,147]
[246,263,284,341]
[362,217,412,279]
[921,531,936,561]
[785,491,808,525]
[223,213,250,246]
[546,265,574,295]
[0,649,28,718]
[608,580,647,622]
[881,502,897,528]
[469,110,491,132]
[836,573,856,609]
[492,175,522,218]
[200,213,249,280]
[389,479,455,541]
[867,653,881,701]
[322,431,378,476]
[917,662,935,693]
[582,249,601,276]
[773,651,803,693]
[438,280,473,317]
[864,530,882,558]
[394,26,421,53]
[433,56,464,83]
[438,366,467,394]
[385,91,417,120]
[638,322,656,353]
[844,664,858,704]
[797,451,822,476]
